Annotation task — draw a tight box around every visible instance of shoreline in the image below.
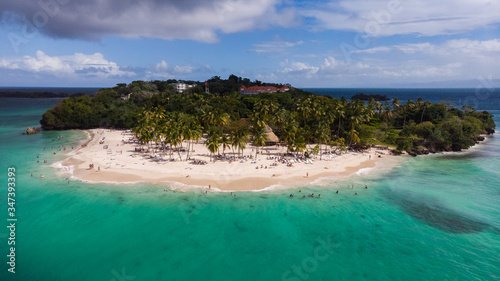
[56,128,403,192]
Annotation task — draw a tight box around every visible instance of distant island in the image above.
[351,93,389,101]
[41,75,495,161]
[0,91,88,98]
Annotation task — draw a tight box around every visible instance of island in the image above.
[351,93,389,101]
[40,76,496,190]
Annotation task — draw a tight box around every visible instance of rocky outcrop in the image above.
[22,127,41,135]
[406,146,430,157]
[390,149,403,156]
[474,136,485,143]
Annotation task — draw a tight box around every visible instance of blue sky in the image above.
[0,0,499,88]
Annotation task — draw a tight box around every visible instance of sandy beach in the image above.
[59,129,400,191]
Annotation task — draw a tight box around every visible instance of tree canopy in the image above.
[40,75,496,155]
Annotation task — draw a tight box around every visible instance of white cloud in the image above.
[355,39,500,57]
[145,60,212,79]
[0,51,135,78]
[303,0,500,37]
[253,38,304,53]
[280,59,319,78]
[269,38,500,86]
[0,0,297,43]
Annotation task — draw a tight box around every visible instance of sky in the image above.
[0,0,499,88]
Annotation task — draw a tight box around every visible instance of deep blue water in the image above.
[303,88,500,111]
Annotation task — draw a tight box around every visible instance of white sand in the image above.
[60,129,399,191]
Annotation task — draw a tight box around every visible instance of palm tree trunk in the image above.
[177,145,183,161]
[337,117,341,136]
[420,107,426,123]
[319,141,322,160]
[403,111,407,129]
[186,140,190,161]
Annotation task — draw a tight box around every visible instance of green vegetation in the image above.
[40,76,495,156]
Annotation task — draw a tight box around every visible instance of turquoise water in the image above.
[0,97,499,280]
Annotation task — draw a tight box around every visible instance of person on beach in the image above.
[306,172,309,178]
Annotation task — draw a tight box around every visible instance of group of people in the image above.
[289,184,369,198]
[192,159,208,165]
[290,190,322,199]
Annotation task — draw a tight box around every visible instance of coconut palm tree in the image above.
[281,119,298,153]
[382,103,393,135]
[183,118,202,161]
[214,109,230,129]
[205,127,221,162]
[231,127,250,158]
[420,101,432,124]
[252,125,268,158]
[392,98,400,112]
[133,109,157,149]
[296,97,313,126]
[253,99,277,126]
[402,100,416,129]
[220,134,231,156]
[316,121,331,159]
[292,135,307,153]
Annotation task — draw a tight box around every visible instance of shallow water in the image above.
[0,97,499,281]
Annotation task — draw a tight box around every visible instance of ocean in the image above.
[0,89,499,281]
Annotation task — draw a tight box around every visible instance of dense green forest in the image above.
[40,76,495,155]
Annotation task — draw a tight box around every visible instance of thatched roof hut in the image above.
[265,125,279,144]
